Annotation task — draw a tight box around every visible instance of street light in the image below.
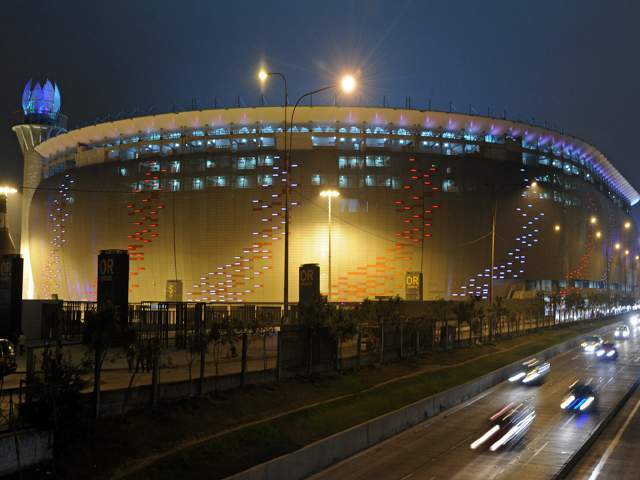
[624,221,632,230]
[320,189,340,301]
[590,216,597,225]
[258,68,357,322]
[258,68,289,326]
[615,242,621,250]
[0,187,17,196]
[595,231,602,239]
[554,224,561,232]
[283,74,356,313]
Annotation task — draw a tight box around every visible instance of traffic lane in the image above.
[568,355,640,479]
[310,321,640,480]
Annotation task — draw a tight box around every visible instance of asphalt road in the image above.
[311,316,640,480]
[568,366,640,479]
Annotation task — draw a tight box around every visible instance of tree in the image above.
[428,299,451,349]
[451,300,473,345]
[298,296,331,375]
[83,302,121,418]
[487,296,507,340]
[327,306,358,371]
[28,344,85,459]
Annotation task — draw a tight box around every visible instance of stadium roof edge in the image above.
[33,106,640,206]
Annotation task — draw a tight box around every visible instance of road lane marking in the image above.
[527,440,549,463]
[587,394,640,480]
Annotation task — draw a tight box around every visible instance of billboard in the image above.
[299,263,320,306]
[405,271,423,301]
[0,255,23,338]
[97,250,129,328]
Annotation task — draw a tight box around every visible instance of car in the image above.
[581,335,604,353]
[560,380,597,412]
[470,402,536,451]
[596,342,618,360]
[615,325,630,339]
[0,339,17,378]
[508,358,551,385]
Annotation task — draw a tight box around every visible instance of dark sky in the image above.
[1,0,639,203]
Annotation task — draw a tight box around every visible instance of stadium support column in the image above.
[11,124,52,299]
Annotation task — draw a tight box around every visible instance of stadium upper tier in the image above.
[33,106,639,207]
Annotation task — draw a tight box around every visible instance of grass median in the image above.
[123,316,620,480]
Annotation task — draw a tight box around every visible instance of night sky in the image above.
[1,0,639,222]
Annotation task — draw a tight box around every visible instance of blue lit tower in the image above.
[12,79,67,298]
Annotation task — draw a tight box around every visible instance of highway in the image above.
[568,368,640,479]
[311,316,640,480]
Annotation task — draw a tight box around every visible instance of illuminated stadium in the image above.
[12,80,640,303]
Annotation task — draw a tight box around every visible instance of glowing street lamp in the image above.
[595,231,602,239]
[340,74,356,94]
[590,216,597,225]
[257,66,357,325]
[320,189,340,301]
[0,187,17,196]
[615,242,621,251]
[624,221,632,230]
[554,224,561,233]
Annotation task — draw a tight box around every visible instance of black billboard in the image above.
[97,250,129,328]
[0,254,23,338]
[299,263,320,306]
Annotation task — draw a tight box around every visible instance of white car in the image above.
[614,325,630,339]
[508,358,550,385]
[581,335,604,353]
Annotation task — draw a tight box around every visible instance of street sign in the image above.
[405,271,423,301]
[299,263,320,306]
[97,250,129,328]
[166,279,183,302]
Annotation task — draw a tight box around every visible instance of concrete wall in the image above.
[0,429,52,476]
[226,323,615,480]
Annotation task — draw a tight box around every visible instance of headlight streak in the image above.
[607,350,615,357]
[488,411,535,452]
[561,395,576,409]
[522,372,539,383]
[596,349,605,357]
[509,372,526,382]
[580,396,595,411]
[470,425,500,450]
[490,403,514,421]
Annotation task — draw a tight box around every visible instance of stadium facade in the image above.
[12,81,640,303]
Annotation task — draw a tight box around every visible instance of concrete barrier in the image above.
[0,428,52,476]
[226,321,619,480]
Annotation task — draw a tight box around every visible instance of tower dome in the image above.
[21,79,61,122]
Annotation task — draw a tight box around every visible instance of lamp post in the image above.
[259,69,356,321]
[320,190,340,301]
[258,69,288,326]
